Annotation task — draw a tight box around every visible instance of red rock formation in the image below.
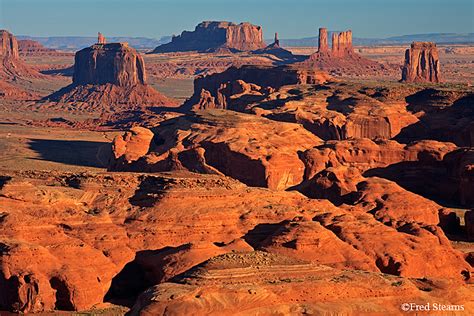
[46,42,176,111]
[0,30,19,59]
[151,21,266,53]
[318,27,329,53]
[0,30,40,83]
[184,65,331,110]
[401,42,441,83]
[331,30,353,57]
[110,127,154,167]
[73,43,146,87]
[98,32,106,44]
[313,210,470,279]
[109,110,323,190]
[258,219,377,271]
[130,251,470,315]
[1,168,472,312]
[304,28,392,77]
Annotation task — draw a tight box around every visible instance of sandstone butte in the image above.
[151,21,266,53]
[401,41,441,83]
[46,38,177,111]
[303,27,393,76]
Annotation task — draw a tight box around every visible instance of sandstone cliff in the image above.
[401,42,441,83]
[151,21,266,53]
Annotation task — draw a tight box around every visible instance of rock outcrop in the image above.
[296,138,472,207]
[109,110,323,190]
[151,21,266,53]
[1,170,472,313]
[46,42,176,111]
[130,251,472,315]
[401,42,441,83]
[183,65,331,110]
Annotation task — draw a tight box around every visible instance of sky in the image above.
[0,0,473,39]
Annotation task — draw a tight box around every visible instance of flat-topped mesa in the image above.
[401,42,441,83]
[73,42,146,87]
[0,30,19,59]
[318,28,329,53]
[331,30,353,57]
[97,32,106,44]
[151,21,266,53]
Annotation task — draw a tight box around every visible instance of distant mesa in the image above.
[150,21,266,53]
[46,37,176,111]
[18,39,63,56]
[401,42,441,83]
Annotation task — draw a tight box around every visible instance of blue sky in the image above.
[0,0,472,39]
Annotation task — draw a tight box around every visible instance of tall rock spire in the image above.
[318,28,328,53]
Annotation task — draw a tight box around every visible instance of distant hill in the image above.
[18,33,472,51]
[16,36,172,51]
[275,33,474,47]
